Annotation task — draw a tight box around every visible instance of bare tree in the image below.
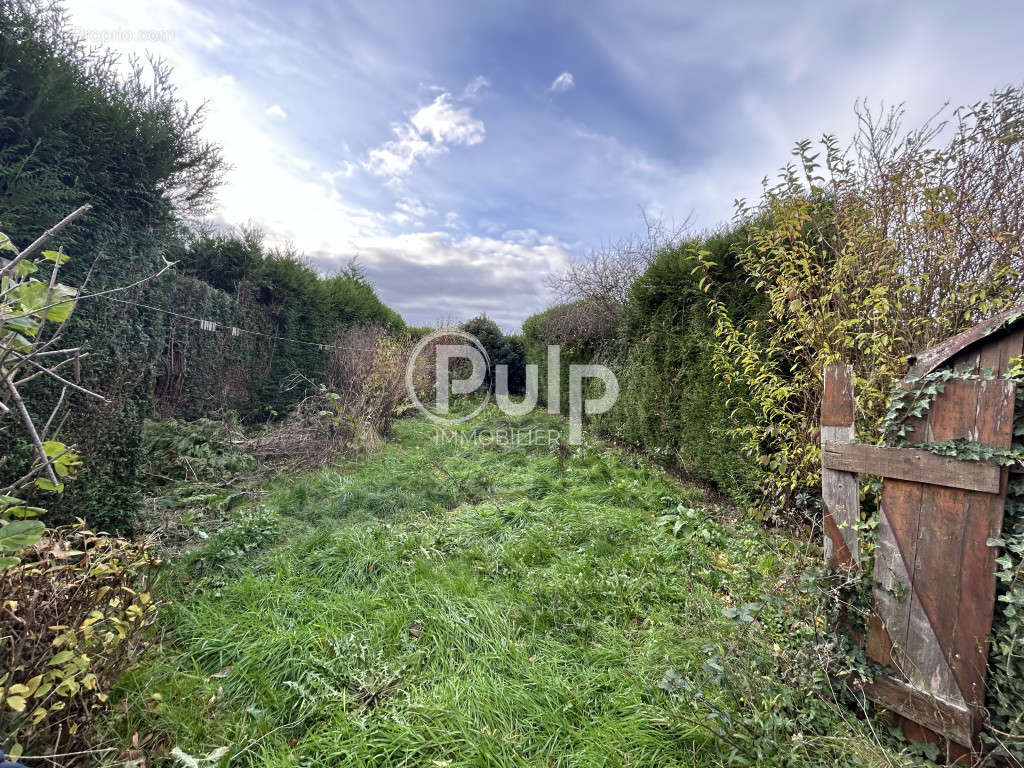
[543,210,691,345]
[547,210,691,310]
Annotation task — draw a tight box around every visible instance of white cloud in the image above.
[58,1,568,328]
[462,74,491,99]
[391,197,435,225]
[265,104,287,120]
[411,94,485,145]
[364,92,485,180]
[548,71,575,94]
[321,162,358,186]
[318,232,570,328]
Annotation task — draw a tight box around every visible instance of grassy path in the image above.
[106,409,904,767]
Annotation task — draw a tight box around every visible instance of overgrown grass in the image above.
[101,408,911,767]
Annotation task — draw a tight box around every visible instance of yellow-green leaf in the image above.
[48,650,75,666]
[6,695,26,712]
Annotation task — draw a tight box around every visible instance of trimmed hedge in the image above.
[523,228,766,504]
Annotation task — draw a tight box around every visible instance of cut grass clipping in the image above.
[104,407,909,767]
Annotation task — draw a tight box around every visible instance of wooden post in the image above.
[822,364,859,570]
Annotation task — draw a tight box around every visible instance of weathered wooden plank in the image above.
[903,380,980,713]
[870,319,1023,750]
[822,364,856,427]
[996,327,1024,375]
[821,442,1001,494]
[955,325,1024,378]
[904,484,968,703]
[952,378,1015,708]
[954,485,1004,708]
[895,377,1015,744]
[859,675,974,749]
[870,479,923,682]
[865,613,894,666]
[906,303,1024,377]
[975,377,1017,448]
[871,477,965,706]
[821,364,858,569]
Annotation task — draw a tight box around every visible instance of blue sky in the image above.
[64,0,1024,328]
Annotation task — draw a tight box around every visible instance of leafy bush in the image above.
[701,90,1024,513]
[0,5,406,529]
[0,1,224,528]
[251,326,414,467]
[460,315,527,394]
[592,228,765,503]
[0,521,157,760]
[522,305,600,409]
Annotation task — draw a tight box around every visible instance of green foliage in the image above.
[522,306,593,408]
[988,476,1024,757]
[594,228,765,503]
[700,91,1024,515]
[0,1,223,528]
[460,315,526,394]
[0,5,405,529]
[524,228,765,505]
[142,417,255,484]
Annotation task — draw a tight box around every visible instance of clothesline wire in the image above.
[97,295,383,353]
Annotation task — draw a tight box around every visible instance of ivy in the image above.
[907,438,1024,466]
[880,368,958,444]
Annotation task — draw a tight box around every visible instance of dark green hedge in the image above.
[0,3,403,530]
[523,228,766,504]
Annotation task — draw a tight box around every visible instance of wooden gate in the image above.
[821,308,1024,755]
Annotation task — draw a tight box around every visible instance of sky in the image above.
[62,0,1024,329]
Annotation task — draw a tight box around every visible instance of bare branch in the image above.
[4,374,60,486]
[1,257,175,322]
[9,351,106,402]
[0,204,91,279]
[41,387,68,441]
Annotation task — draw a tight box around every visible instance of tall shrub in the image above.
[703,89,1024,512]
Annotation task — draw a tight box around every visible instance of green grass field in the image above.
[103,408,910,767]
